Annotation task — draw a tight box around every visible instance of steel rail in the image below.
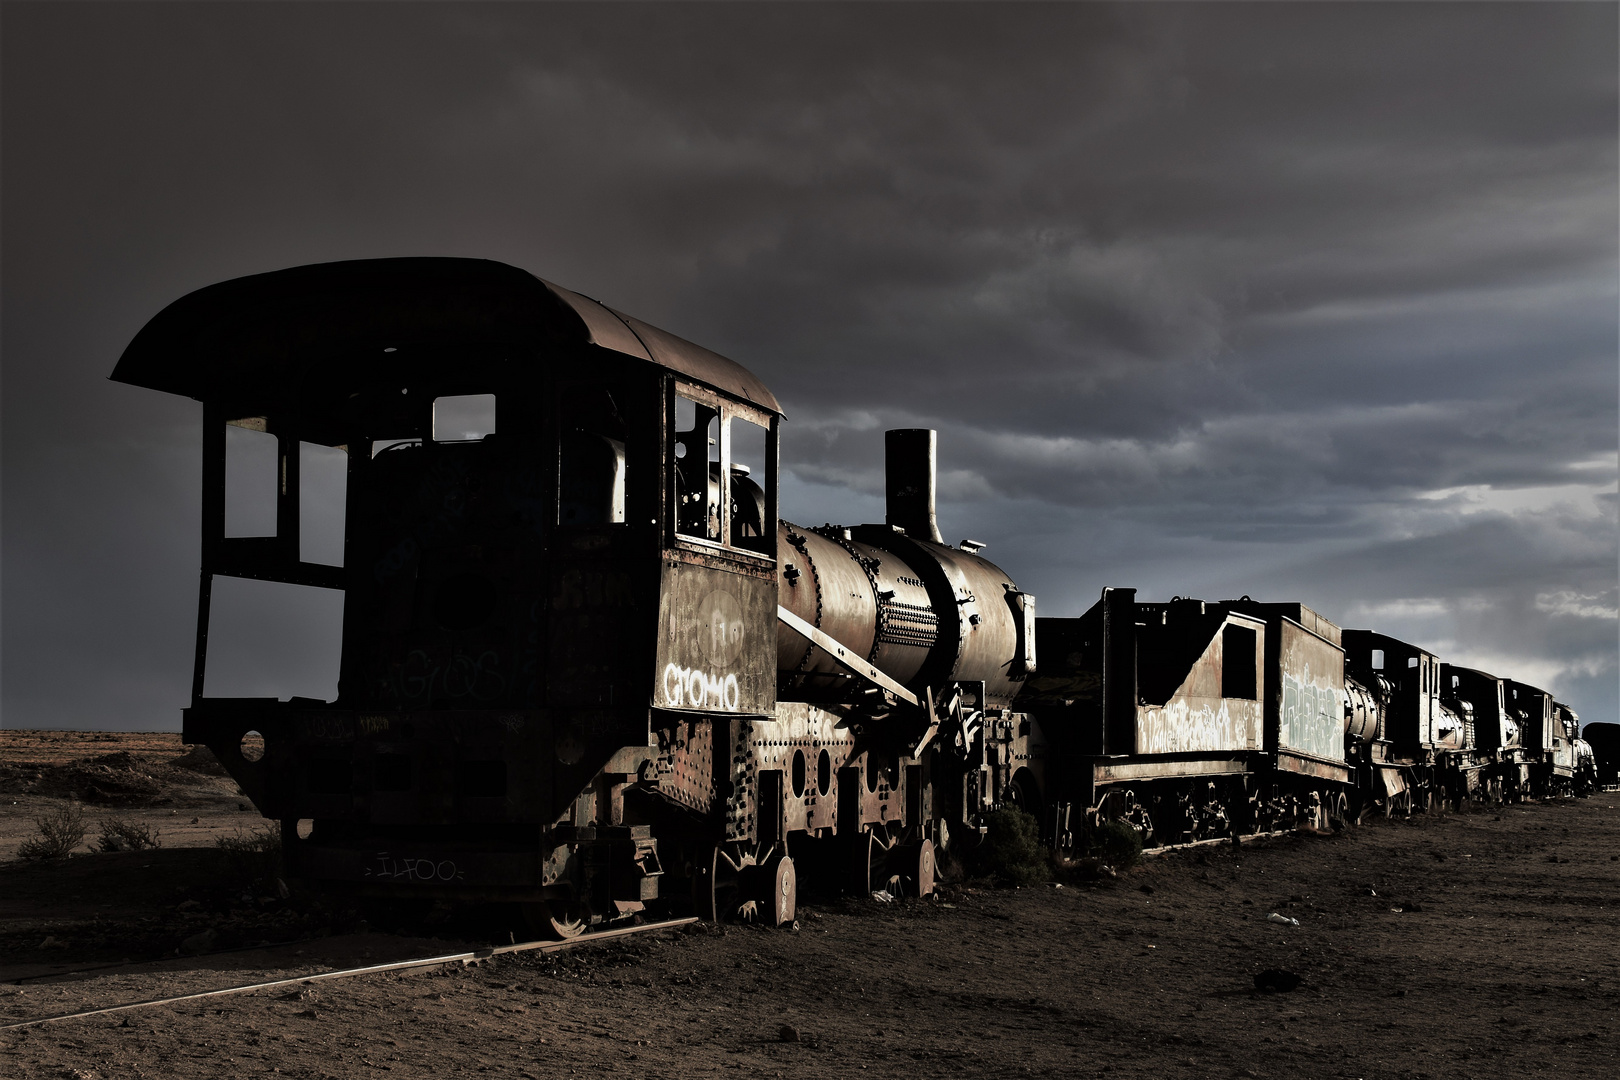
[1140,828,1295,855]
[0,917,697,1031]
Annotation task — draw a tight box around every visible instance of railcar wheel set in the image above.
[112,258,1600,936]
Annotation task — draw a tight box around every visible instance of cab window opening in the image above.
[225,424,278,537]
[300,441,348,567]
[432,394,497,442]
[729,416,769,552]
[560,386,629,527]
[1220,624,1257,700]
[675,394,721,542]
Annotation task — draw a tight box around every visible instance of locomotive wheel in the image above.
[761,853,797,926]
[894,838,935,898]
[522,899,589,941]
[1327,793,1350,831]
[695,843,750,923]
[848,830,892,895]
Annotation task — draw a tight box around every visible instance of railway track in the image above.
[0,916,697,1031]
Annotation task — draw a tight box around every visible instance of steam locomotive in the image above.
[112,258,1596,936]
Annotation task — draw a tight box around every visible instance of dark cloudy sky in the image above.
[3,2,1616,732]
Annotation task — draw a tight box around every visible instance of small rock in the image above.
[1138,884,1155,895]
[179,928,218,955]
[176,899,202,912]
[778,1025,800,1043]
[1254,969,1302,993]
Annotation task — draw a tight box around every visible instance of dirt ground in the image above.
[2,731,1617,1080]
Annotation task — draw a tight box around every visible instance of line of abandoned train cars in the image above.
[111,257,1598,936]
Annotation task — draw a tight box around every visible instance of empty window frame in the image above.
[432,394,496,442]
[225,423,278,537]
[674,394,721,541]
[202,577,344,701]
[1221,624,1258,700]
[300,442,348,566]
[559,385,629,526]
[673,387,774,555]
[729,416,769,551]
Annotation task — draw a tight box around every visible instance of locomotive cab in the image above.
[112,258,785,929]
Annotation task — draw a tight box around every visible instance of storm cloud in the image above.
[3,3,1615,730]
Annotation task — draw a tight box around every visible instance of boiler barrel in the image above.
[775,519,1029,706]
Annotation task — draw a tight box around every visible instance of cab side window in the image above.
[560,387,628,526]
[672,389,774,557]
[675,395,721,541]
[729,416,769,552]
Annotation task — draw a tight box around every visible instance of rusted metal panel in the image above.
[653,717,716,815]
[654,558,776,715]
[1376,766,1408,797]
[1133,611,1265,756]
[1094,756,1250,782]
[1136,697,1262,755]
[1276,751,1351,783]
[1276,619,1346,764]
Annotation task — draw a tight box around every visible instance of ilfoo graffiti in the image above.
[1138,698,1255,754]
[662,663,742,711]
[1282,666,1343,762]
[364,853,465,883]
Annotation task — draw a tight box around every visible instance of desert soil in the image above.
[2,730,1617,1080]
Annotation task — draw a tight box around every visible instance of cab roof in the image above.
[111,257,782,424]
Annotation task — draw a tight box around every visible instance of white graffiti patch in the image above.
[661,663,741,712]
[1281,666,1343,762]
[1137,698,1257,754]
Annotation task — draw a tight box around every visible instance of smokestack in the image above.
[885,429,943,543]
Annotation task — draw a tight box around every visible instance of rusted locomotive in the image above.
[112,258,1034,935]
[113,257,1596,935]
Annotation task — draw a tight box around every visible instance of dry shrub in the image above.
[19,802,87,860]
[216,823,282,889]
[97,816,161,852]
[1091,819,1144,870]
[971,807,1051,887]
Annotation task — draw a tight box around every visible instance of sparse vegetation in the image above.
[215,822,282,889]
[18,801,87,860]
[97,816,162,852]
[971,807,1051,887]
[1090,819,1144,870]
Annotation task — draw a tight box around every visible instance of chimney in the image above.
[885,429,943,543]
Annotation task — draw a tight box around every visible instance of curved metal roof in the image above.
[111,257,781,415]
